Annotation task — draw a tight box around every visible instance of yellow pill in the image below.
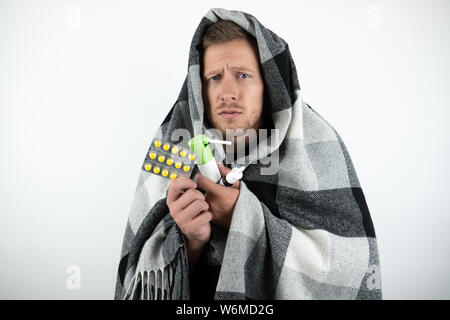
[183,165,190,172]
[144,163,152,171]
[175,162,182,169]
[161,169,168,177]
[180,150,187,157]
[154,140,161,148]
[158,155,165,163]
[189,154,195,161]
[163,143,170,151]
[171,146,179,154]
[149,152,156,159]
[166,158,173,166]
[153,167,160,174]
[170,173,177,180]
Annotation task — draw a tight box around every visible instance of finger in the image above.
[171,189,205,214]
[231,180,240,189]
[177,199,209,226]
[195,173,226,195]
[167,176,197,204]
[184,210,212,230]
[217,163,232,177]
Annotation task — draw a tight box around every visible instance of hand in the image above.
[166,176,212,247]
[194,163,240,230]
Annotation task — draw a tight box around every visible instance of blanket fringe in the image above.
[123,263,174,300]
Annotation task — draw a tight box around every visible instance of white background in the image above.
[1,0,449,299]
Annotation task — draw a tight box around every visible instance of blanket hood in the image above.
[115,8,382,301]
[154,7,303,166]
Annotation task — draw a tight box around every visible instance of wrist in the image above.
[185,238,206,276]
[186,237,207,250]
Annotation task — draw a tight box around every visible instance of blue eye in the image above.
[210,75,219,81]
[240,73,249,79]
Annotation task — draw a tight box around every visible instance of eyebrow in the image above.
[204,66,255,79]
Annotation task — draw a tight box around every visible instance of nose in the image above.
[219,75,239,103]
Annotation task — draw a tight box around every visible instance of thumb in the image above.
[217,163,232,177]
[195,173,221,195]
[218,163,240,189]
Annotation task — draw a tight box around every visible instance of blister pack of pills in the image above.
[142,138,197,180]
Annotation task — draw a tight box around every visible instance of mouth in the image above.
[218,109,242,119]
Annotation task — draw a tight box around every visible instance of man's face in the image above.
[202,38,264,139]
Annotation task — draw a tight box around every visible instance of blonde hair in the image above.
[201,20,257,49]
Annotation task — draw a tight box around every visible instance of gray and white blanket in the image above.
[114,8,382,300]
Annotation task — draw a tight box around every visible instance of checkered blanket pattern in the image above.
[114,8,382,300]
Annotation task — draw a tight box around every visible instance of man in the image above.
[115,8,382,300]
[167,20,273,299]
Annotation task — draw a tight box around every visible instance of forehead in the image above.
[202,39,260,72]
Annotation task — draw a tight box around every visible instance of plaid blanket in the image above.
[114,8,382,300]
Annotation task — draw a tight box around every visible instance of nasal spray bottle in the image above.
[188,134,244,187]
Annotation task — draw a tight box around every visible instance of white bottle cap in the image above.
[225,166,245,184]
